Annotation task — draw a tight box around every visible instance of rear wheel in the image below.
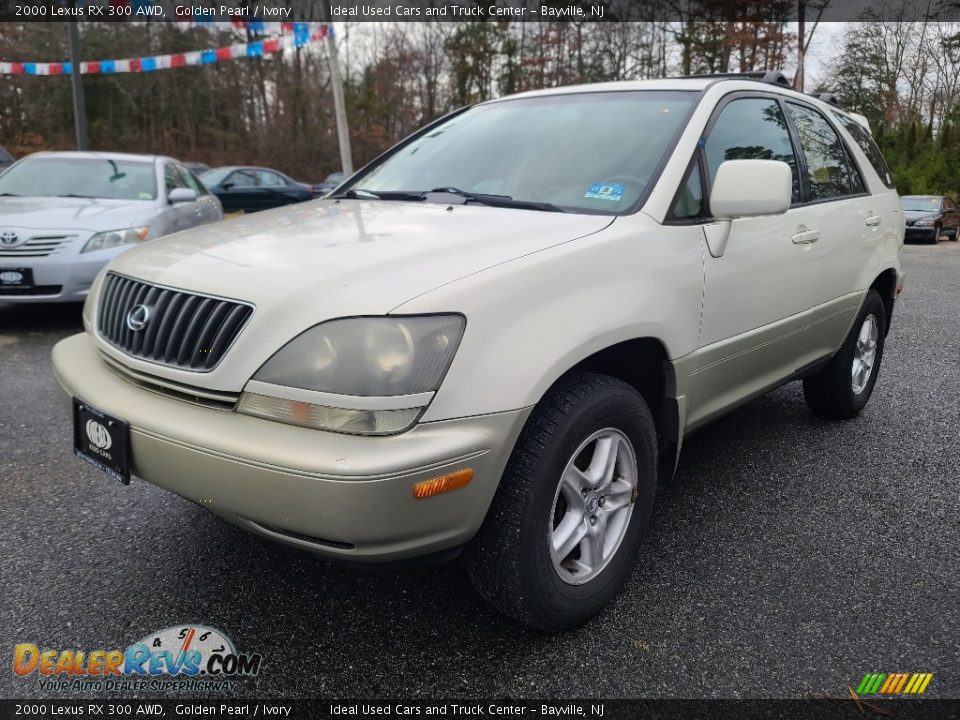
[467,371,657,631]
[803,290,886,419]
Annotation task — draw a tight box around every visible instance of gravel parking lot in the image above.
[1,243,957,700]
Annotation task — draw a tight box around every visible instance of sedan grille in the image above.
[0,235,73,257]
[97,273,254,371]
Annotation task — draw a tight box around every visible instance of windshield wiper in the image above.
[425,187,565,213]
[57,193,98,199]
[330,188,423,201]
[0,193,19,196]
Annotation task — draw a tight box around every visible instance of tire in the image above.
[932,225,942,244]
[467,371,657,632]
[803,290,886,420]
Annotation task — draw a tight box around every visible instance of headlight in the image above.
[238,315,465,435]
[81,227,149,253]
[913,219,935,226]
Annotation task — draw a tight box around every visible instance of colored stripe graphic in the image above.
[857,672,933,694]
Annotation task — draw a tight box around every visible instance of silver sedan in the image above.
[0,151,223,303]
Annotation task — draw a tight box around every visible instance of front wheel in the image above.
[803,290,886,419]
[467,371,657,632]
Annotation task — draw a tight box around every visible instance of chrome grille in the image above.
[97,272,253,371]
[0,235,73,257]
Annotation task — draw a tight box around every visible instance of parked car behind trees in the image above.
[901,195,959,243]
[0,151,222,303]
[200,166,315,214]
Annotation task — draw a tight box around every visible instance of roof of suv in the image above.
[492,76,870,130]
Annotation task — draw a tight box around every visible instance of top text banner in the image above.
[3,0,960,22]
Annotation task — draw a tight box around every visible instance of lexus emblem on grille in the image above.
[0,231,21,247]
[85,419,112,451]
[126,304,151,332]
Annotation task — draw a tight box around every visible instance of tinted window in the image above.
[256,170,286,187]
[704,98,800,204]
[227,170,259,188]
[0,156,157,200]
[834,112,895,188]
[357,91,697,215]
[787,103,854,201]
[944,197,956,211]
[199,168,231,187]
[669,160,705,220]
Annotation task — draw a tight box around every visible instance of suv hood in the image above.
[109,199,613,316]
[0,196,156,232]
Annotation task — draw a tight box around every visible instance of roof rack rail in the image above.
[810,92,841,107]
[682,71,792,88]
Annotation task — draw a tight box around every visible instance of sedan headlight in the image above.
[238,315,465,435]
[913,219,936,227]
[81,227,149,254]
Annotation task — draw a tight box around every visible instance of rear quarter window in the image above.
[833,113,895,189]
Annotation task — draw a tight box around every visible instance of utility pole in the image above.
[321,2,353,175]
[67,20,88,150]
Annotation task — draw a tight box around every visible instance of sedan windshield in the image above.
[352,91,696,214]
[901,196,941,212]
[0,156,157,200]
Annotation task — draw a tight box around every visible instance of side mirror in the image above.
[710,160,792,220]
[168,188,198,204]
[221,182,235,191]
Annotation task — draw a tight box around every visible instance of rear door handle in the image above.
[865,215,882,227]
[792,229,821,244]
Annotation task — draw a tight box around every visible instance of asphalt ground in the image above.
[1,243,957,700]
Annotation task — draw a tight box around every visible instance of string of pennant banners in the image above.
[0,22,331,76]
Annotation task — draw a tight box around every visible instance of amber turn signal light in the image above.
[412,468,474,499]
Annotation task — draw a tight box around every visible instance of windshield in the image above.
[351,91,696,214]
[0,156,157,200]
[901,196,941,212]
[199,168,233,187]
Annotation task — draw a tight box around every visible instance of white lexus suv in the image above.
[53,72,904,631]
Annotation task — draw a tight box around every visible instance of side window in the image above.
[227,170,258,188]
[164,163,188,193]
[668,159,705,220]
[175,164,204,195]
[704,97,801,205]
[787,102,854,201]
[945,197,956,212]
[833,112,896,188]
[256,170,286,187]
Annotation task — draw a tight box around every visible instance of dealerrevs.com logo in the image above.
[13,625,263,692]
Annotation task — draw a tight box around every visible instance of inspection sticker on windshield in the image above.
[585,182,625,201]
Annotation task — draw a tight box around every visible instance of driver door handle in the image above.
[792,228,821,244]
[865,214,882,227]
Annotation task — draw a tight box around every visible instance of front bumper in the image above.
[0,240,124,303]
[52,333,530,561]
[904,225,938,242]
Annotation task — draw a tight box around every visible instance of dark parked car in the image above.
[0,146,15,171]
[199,166,314,214]
[902,195,959,243]
[310,171,345,195]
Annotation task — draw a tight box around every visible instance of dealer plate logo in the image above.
[0,271,23,283]
[85,419,112,451]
